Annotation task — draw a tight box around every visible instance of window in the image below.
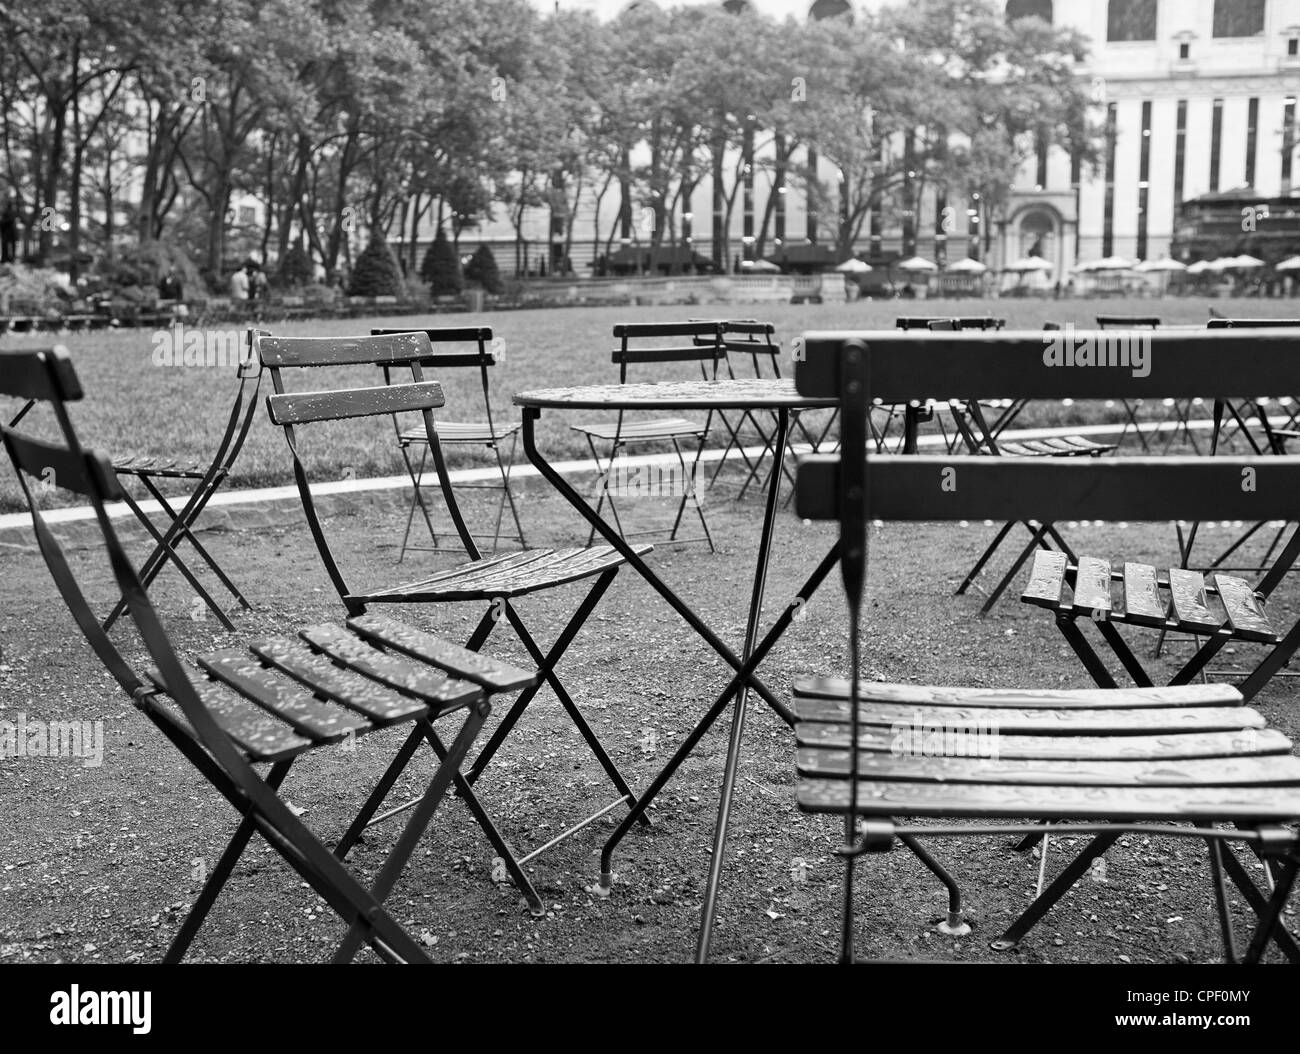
[1103,102,1117,258]
[1173,100,1187,207]
[1006,0,1052,23]
[1290,37,1299,56]
[1137,101,1152,261]
[1284,99,1297,191]
[1178,41,1190,59]
[1210,98,1224,193]
[1246,98,1259,187]
[1213,0,1264,38]
[1107,0,1157,42]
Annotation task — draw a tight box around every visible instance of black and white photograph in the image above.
[1,0,1298,1031]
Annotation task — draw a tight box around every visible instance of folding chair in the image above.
[571,321,725,552]
[792,331,1300,963]
[89,332,261,631]
[2,345,539,964]
[371,326,526,560]
[1094,315,1203,455]
[259,331,650,911]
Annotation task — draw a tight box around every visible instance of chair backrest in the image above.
[1096,314,1160,328]
[370,325,501,435]
[1207,318,1300,329]
[690,318,782,379]
[0,347,265,789]
[256,331,475,601]
[611,321,727,383]
[897,316,1004,332]
[796,329,1300,611]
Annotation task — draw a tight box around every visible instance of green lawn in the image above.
[2,295,1295,511]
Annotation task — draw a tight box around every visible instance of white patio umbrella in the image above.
[1004,256,1054,272]
[741,259,781,273]
[1085,255,1135,271]
[896,255,938,272]
[1276,256,1300,272]
[946,257,987,274]
[1187,259,1214,275]
[1229,254,1265,269]
[835,258,872,273]
[1134,257,1187,273]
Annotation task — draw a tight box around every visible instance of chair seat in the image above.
[399,421,520,445]
[355,545,653,603]
[571,417,707,442]
[113,453,208,478]
[145,618,535,763]
[1022,550,1281,643]
[792,678,1300,822]
[998,436,1116,457]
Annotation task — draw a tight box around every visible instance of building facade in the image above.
[446,0,1300,281]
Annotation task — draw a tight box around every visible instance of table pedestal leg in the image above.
[696,411,789,963]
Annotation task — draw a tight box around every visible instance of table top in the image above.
[514,377,837,411]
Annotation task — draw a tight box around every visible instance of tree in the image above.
[422,226,463,296]
[463,243,502,294]
[346,233,401,296]
[277,240,313,287]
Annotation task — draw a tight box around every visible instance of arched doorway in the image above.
[1017,207,1059,264]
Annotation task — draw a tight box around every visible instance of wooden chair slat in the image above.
[398,422,519,445]
[796,698,1265,735]
[267,381,445,425]
[795,748,1300,786]
[256,332,433,367]
[1167,567,1223,631]
[198,650,371,742]
[0,346,83,402]
[610,346,724,364]
[791,676,1242,709]
[1022,550,1068,608]
[613,321,723,338]
[346,614,536,691]
[796,778,1300,821]
[1210,573,1278,642]
[250,636,432,726]
[795,725,1292,761]
[298,624,482,712]
[1072,556,1113,616]
[1121,562,1165,625]
[573,418,707,441]
[147,667,313,762]
[3,434,121,500]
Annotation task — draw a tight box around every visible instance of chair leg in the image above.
[1219,842,1300,962]
[493,432,528,551]
[105,487,234,631]
[1055,615,1121,688]
[164,760,293,963]
[955,521,1015,596]
[332,699,491,963]
[991,830,1121,950]
[398,445,440,562]
[1206,837,1237,963]
[143,481,251,608]
[898,833,969,935]
[1237,617,1300,703]
[978,521,1051,616]
[1242,858,1299,965]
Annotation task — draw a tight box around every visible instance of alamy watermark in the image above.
[1042,323,1151,378]
[151,323,247,369]
[591,461,710,504]
[0,712,105,768]
[890,710,999,760]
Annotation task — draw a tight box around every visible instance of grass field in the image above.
[1,295,1296,511]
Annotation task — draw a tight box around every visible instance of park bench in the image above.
[2,345,541,963]
[571,321,727,551]
[791,328,1300,963]
[371,325,527,557]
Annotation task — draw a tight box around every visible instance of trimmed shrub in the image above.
[277,243,314,288]
[347,235,403,297]
[464,244,503,295]
[422,227,463,297]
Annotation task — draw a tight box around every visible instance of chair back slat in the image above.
[610,345,723,364]
[370,326,496,367]
[1096,315,1160,328]
[796,454,1300,524]
[267,381,445,425]
[257,332,433,367]
[0,345,83,401]
[613,321,724,339]
[3,430,124,499]
[1207,318,1300,329]
[797,330,1300,402]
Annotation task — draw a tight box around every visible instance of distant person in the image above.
[229,265,250,300]
[158,268,183,301]
[244,259,266,301]
[0,196,18,264]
